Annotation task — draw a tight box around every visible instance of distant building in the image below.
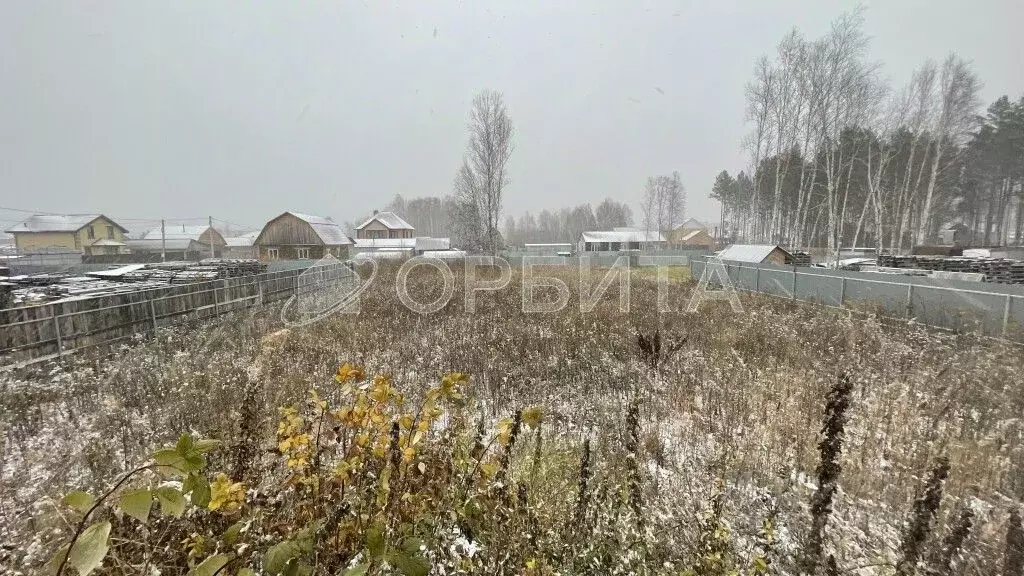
[351,237,451,258]
[579,228,667,252]
[716,244,792,265]
[670,228,714,249]
[939,224,973,247]
[5,214,129,255]
[124,238,208,261]
[139,224,227,258]
[678,218,710,232]
[254,212,352,261]
[355,211,415,239]
[524,243,574,256]
[221,231,260,259]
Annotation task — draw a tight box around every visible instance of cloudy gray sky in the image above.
[1,0,1022,233]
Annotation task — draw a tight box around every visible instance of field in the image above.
[2,263,1023,575]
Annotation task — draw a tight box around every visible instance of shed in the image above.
[716,244,792,265]
[580,229,666,252]
[254,212,352,261]
[524,243,574,256]
[939,224,973,247]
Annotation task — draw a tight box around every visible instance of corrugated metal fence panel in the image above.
[691,256,1024,340]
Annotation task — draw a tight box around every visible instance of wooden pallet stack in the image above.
[876,255,1024,284]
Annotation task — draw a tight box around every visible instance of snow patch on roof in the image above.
[5,214,124,234]
[716,244,788,263]
[286,212,352,245]
[581,229,666,244]
[356,211,415,231]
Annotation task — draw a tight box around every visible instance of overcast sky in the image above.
[1,0,1022,233]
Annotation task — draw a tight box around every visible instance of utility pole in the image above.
[161,219,166,262]
[208,216,215,259]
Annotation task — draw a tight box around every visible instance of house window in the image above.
[296,247,311,259]
[87,227,95,239]
[106,225,114,239]
[267,248,279,260]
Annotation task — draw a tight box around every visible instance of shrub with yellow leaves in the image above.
[208,472,246,514]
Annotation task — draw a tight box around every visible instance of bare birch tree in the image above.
[451,90,514,253]
[915,55,981,244]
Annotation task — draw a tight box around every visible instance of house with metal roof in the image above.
[355,210,415,239]
[124,238,208,261]
[671,228,714,249]
[5,214,129,255]
[716,244,792,265]
[138,224,227,258]
[579,228,666,252]
[254,212,353,261]
[222,231,260,259]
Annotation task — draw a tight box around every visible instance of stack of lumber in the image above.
[788,251,812,267]
[198,259,267,277]
[876,255,1024,284]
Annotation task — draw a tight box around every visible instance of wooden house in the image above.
[254,212,352,261]
[355,211,415,239]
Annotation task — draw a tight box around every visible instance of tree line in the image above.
[713,10,1023,256]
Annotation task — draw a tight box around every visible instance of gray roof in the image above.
[287,212,352,245]
[581,229,666,244]
[141,225,217,241]
[415,237,451,251]
[356,211,415,231]
[716,244,789,263]
[6,214,126,234]
[126,238,197,251]
[224,236,255,247]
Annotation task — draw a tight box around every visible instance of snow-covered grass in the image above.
[1,265,1022,574]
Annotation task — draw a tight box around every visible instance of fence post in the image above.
[838,277,846,308]
[754,266,760,292]
[52,314,63,359]
[258,279,264,306]
[791,267,797,301]
[905,284,914,318]
[214,282,220,317]
[150,299,158,332]
[1003,294,1013,337]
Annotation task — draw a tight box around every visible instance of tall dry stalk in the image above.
[800,373,854,574]
[1004,508,1024,576]
[897,456,951,576]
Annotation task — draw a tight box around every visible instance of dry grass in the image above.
[1,263,1022,574]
